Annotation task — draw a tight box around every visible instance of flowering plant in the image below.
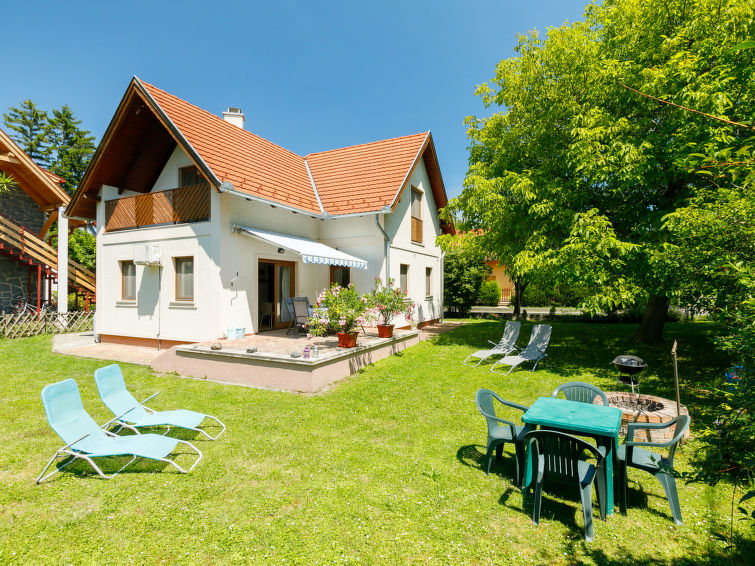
[306,283,370,336]
[366,277,415,325]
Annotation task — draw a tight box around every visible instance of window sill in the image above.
[115,300,137,308]
[169,301,196,309]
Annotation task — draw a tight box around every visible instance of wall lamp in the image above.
[277,247,285,254]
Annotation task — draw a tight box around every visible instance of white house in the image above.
[66,78,453,348]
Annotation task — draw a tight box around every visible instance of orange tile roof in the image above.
[305,132,429,215]
[138,80,441,217]
[140,81,320,214]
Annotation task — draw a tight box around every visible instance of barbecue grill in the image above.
[611,354,646,394]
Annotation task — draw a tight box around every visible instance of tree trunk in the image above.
[633,295,669,343]
[513,281,527,317]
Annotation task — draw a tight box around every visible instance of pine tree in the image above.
[2,100,51,168]
[48,105,95,194]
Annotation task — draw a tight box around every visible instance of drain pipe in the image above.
[375,215,390,282]
[440,251,446,323]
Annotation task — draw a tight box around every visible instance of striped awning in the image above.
[233,225,368,269]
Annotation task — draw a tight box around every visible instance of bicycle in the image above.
[13,297,37,316]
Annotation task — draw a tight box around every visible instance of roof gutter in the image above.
[219,181,321,217]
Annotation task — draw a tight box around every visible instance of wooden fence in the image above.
[0,311,94,339]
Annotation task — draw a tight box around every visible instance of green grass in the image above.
[0,321,751,564]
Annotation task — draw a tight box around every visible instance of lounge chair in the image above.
[37,379,202,483]
[94,365,226,440]
[490,324,552,375]
[463,321,521,367]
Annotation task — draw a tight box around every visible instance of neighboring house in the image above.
[66,78,453,347]
[0,126,91,311]
[485,261,515,305]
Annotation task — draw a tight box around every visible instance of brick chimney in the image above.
[222,107,245,129]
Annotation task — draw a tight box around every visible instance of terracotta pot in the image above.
[337,331,359,348]
[376,324,394,338]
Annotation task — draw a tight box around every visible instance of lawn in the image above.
[0,320,751,564]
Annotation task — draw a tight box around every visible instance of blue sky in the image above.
[3,0,589,199]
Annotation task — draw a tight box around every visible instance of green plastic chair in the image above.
[524,429,606,542]
[551,381,609,406]
[617,414,690,525]
[94,364,225,440]
[37,379,202,483]
[475,388,534,486]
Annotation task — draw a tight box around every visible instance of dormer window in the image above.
[179,165,203,187]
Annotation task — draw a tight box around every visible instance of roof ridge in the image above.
[139,79,306,162]
[305,131,430,158]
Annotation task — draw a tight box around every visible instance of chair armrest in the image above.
[491,392,528,414]
[626,419,686,448]
[487,340,499,347]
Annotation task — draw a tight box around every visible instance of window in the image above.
[179,165,203,187]
[120,261,136,301]
[411,188,423,243]
[330,266,350,287]
[175,257,194,301]
[425,267,432,297]
[400,264,409,294]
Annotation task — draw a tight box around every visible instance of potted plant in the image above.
[367,277,415,338]
[307,284,369,347]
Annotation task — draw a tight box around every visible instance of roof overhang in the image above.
[233,225,368,269]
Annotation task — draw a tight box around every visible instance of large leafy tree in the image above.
[47,106,96,194]
[444,0,755,341]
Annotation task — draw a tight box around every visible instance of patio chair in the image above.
[37,379,202,483]
[94,364,226,440]
[463,321,521,367]
[617,414,690,525]
[524,429,606,542]
[475,388,534,486]
[551,381,609,406]
[490,324,552,376]
[290,297,310,337]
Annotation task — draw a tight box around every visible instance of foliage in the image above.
[3,100,95,194]
[306,283,369,336]
[437,231,491,316]
[1,324,752,563]
[0,170,18,194]
[3,100,51,167]
[477,280,501,306]
[68,229,96,271]
[47,106,96,194]
[366,277,414,325]
[445,0,755,341]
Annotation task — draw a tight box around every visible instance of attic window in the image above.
[179,165,203,187]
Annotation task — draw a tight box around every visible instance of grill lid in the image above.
[611,354,646,369]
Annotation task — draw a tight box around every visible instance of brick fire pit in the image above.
[605,391,690,442]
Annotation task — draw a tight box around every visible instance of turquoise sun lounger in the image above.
[37,379,202,483]
[94,364,226,440]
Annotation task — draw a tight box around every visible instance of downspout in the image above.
[375,215,390,282]
[440,251,446,323]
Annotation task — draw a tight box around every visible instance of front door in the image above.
[258,260,295,330]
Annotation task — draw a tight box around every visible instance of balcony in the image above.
[105,183,211,232]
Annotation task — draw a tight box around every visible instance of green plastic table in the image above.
[522,396,622,515]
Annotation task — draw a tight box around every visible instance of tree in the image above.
[3,100,51,168]
[445,0,755,341]
[47,105,95,194]
[437,231,491,316]
[0,170,18,194]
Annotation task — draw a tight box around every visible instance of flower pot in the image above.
[376,324,394,338]
[337,331,359,348]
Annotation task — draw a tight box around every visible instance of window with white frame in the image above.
[120,261,136,301]
[174,257,194,301]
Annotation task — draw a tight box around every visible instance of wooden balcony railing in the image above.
[105,183,211,232]
[0,212,95,295]
[411,216,423,244]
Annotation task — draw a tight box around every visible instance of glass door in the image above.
[258,260,295,331]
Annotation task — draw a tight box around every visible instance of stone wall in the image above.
[0,185,45,232]
[0,257,40,312]
[0,186,45,311]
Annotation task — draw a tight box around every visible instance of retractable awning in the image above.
[233,225,368,269]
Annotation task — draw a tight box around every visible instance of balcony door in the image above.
[258,260,295,331]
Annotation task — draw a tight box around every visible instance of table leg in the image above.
[600,436,616,516]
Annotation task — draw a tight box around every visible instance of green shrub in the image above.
[477,280,501,306]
